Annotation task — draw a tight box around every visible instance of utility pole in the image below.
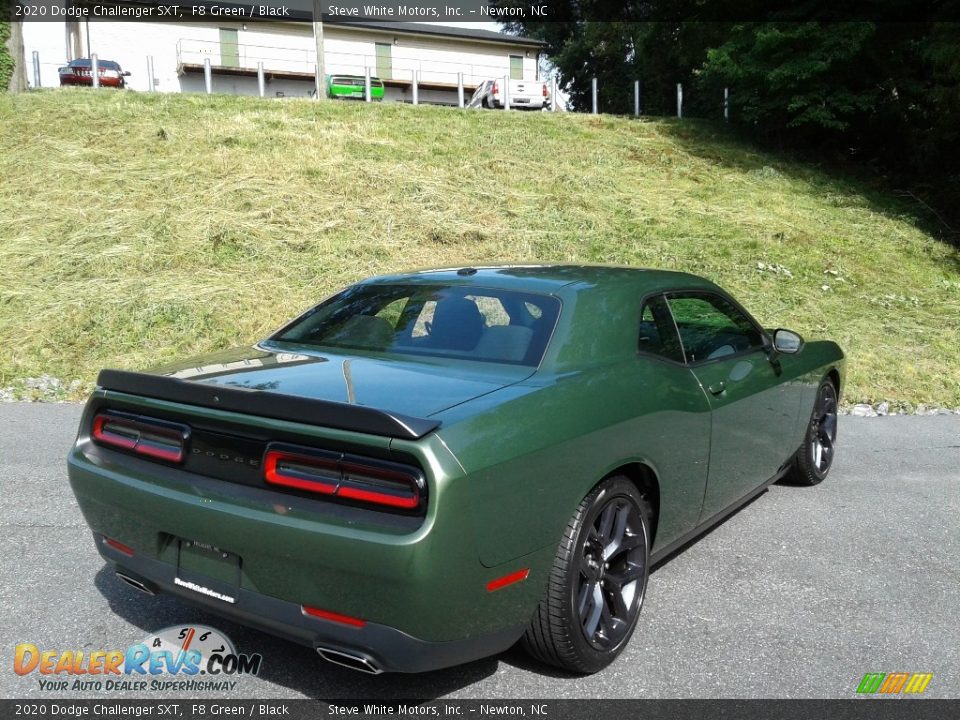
[312,0,325,100]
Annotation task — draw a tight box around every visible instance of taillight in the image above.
[542,84,548,97]
[492,81,499,95]
[263,444,424,510]
[338,459,420,509]
[91,411,189,463]
[263,448,339,495]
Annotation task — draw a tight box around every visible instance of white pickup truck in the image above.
[468,78,551,110]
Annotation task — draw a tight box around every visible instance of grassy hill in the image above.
[1,89,958,408]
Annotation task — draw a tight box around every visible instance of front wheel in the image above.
[522,476,651,673]
[788,378,838,485]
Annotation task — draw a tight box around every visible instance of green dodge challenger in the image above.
[68,265,844,674]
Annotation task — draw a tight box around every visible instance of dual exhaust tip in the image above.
[115,571,156,596]
[316,646,383,675]
[115,571,382,675]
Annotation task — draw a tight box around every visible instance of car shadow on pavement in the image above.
[93,566,499,699]
[484,491,778,680]
[91,487,779,695]
[648,487,770,572]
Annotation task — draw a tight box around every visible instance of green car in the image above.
[327,74,385,101]
[68,266,844,674]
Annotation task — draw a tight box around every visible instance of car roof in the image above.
[361,264,720,296]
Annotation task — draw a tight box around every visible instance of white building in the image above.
[23,17,545,105]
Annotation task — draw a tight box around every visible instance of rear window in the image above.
[272,284,560,367]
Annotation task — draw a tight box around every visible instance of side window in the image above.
[638,295,684,362]
[665,293,764,363]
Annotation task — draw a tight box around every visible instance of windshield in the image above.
[272,284,561,367]
[70,60,121,70]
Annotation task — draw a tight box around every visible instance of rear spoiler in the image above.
[96,369,440,441]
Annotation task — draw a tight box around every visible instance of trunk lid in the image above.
[143,344,532,420]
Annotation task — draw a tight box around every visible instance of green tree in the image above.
[698,20,959,221]
[1,1,26,93]
[502,17,729,115]
[699,23,879,136]
[502,7,959,228]
[0,20,12,92]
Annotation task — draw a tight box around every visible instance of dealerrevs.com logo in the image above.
[14,625,262,692]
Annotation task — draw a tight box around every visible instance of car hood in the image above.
[145,344,533,419]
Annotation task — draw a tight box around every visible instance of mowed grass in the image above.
[1,89,958,407]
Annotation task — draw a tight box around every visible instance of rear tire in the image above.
[788,378,839,485]
[523,476,651,673]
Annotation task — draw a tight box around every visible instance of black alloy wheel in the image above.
[789,378,839,485]
[577,495,648,650]
[523,476,651,673]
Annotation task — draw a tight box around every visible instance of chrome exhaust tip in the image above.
[115,571,156,596]
[316,646,382,675]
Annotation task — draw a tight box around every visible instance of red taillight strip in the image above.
[486,568,530,593]
[130,440,182,462]
[102,536,135,557]
[336,485,418,509]
[263,450,337,495]
[92,415,137,450]
[91,412,188,463]
[301,605,366,628]
[264,444,423,511]
[339,460,420,509]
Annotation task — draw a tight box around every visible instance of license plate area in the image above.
[175,538,241,604]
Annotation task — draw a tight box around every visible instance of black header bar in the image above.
[1,699,959,720]
[9,0,960,22]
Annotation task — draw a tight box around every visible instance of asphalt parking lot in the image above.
[1,403,957,699]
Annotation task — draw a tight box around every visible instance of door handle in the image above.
[708,381,726,396]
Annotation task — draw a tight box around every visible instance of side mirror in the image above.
[772,328,804,354]
[123,71,131,77]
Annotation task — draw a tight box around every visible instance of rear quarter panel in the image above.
[435,358,712,568]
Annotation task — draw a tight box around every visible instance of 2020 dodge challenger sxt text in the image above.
[68,265,844,674]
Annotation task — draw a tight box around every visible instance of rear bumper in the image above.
[96,534,524,673]
[67,420,547,672]
[491,97,548,110]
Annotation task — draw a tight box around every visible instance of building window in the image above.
[219,28,239,68]
[510,55,523,80]
[375,43,393,80]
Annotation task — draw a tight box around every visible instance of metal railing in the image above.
[26,46,742,118]
[176,38,315,75]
